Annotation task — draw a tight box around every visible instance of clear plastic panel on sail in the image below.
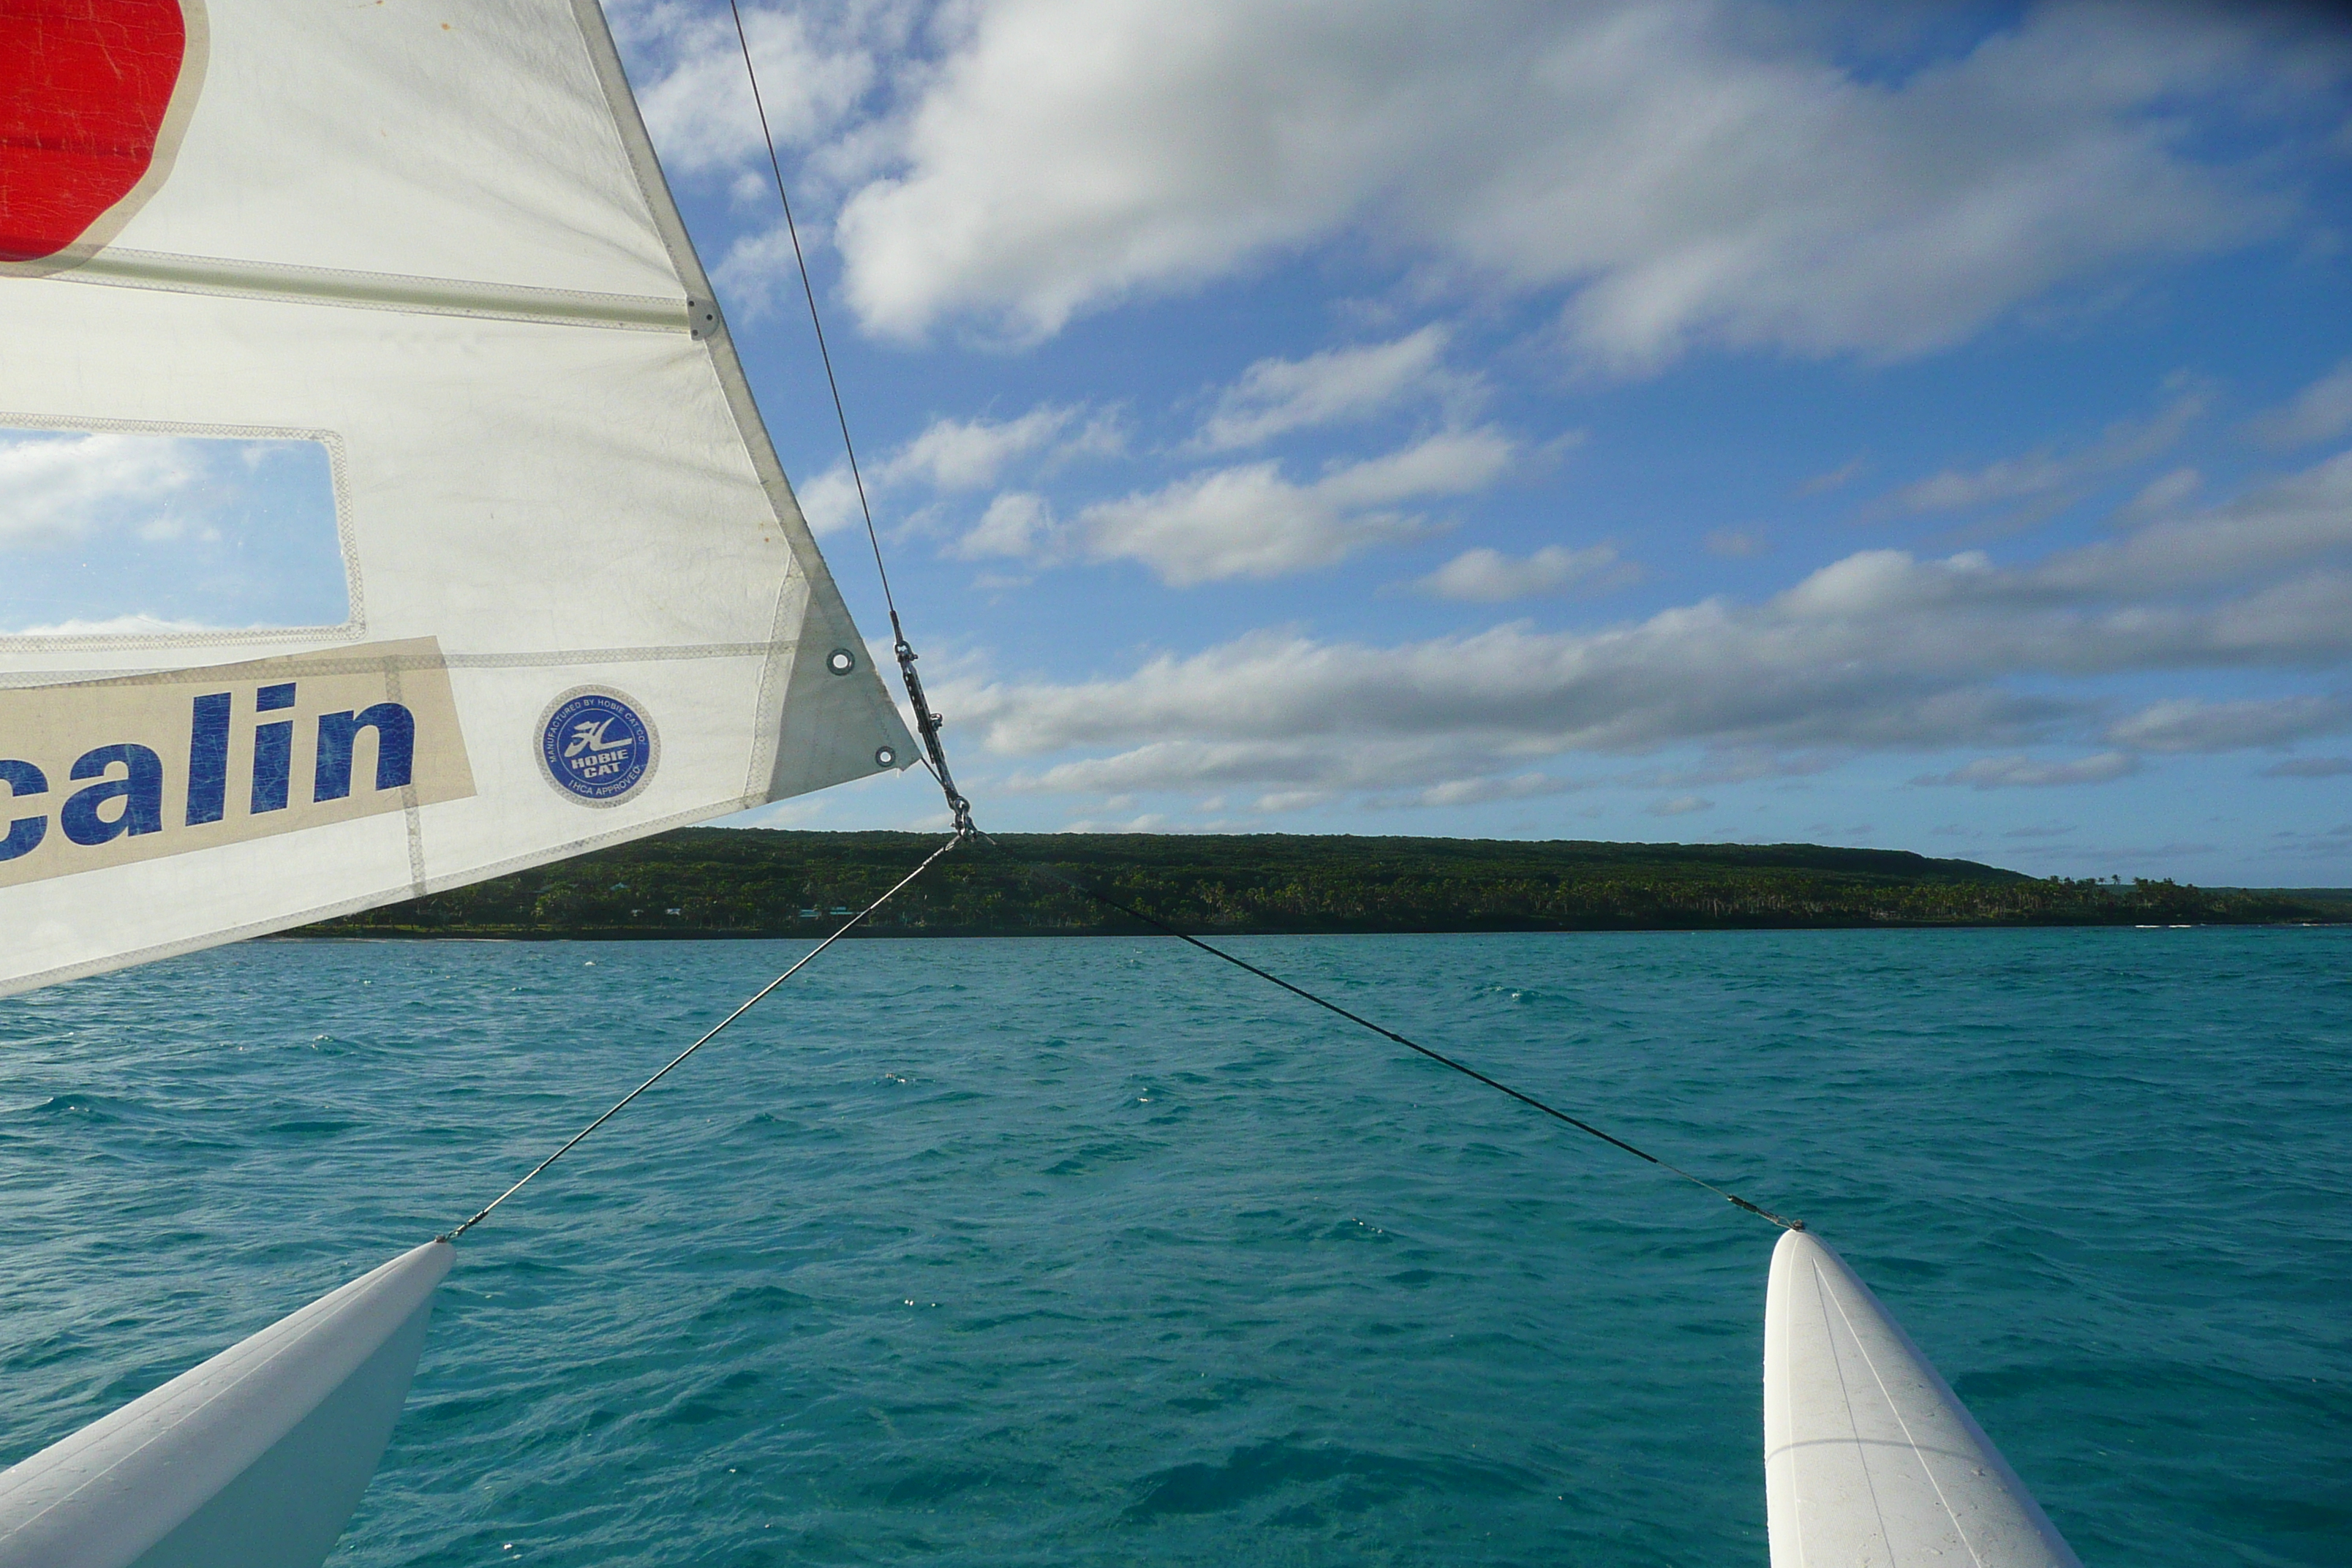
[0,423,352,640]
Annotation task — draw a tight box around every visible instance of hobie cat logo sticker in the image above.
[539,688,657,806]
[0,0,210,274]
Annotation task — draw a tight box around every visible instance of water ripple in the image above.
[0,929,2343,1565]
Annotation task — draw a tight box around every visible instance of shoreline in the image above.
[280,915,2349,941]
[287,828,2352,942]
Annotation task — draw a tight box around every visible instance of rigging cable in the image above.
[729,22,1794,1234]
[438,10,979,1247]
[442,832,963,1241]
[967,826,1801,1231]
[728,0,970,834]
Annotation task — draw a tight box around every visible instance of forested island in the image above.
[293,830,2347,938]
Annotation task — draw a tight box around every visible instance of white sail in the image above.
[0,0,916,997]
[1764,1227,2081,1568]
[0,1241,451,1568]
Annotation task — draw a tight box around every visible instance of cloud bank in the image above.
[941,448,2352,799]
[802,0,2325,364]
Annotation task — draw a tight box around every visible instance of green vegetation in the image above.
[294,830,2347,938]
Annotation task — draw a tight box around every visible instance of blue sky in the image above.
[629,1,2351,882]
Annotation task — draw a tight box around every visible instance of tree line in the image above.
[293,829,2346,938]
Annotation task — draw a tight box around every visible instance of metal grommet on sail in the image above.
[827,647,856,675]
[875,745,896,766]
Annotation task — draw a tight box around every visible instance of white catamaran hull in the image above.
[1765,1227,2081,1568]
[0,1241,450,1568]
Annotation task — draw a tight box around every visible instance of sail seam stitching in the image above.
[0,643,797,690]
[385,662,429,897]
[745,570,804,800]
[0,625,361,657]
[32,249,690,331]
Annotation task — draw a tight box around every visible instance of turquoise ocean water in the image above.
[1,928,2345,1566]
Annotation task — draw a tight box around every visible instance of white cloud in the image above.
[1411,543,1630,602]
[617,1,882,177]
[956,491,1055,559]
[2245,358,2352,449]
[1648,794,1713,815]
[883,405,1077,489]
[1194,327,1464,449]
[1078,464,1403,582]
[2258,821,2352,858]
[799,402,1120,538]
[2027,446,2352,595]
[1624,753,1836,789]
[1798,458,1865,497]
[826,1,2313,363]
[1914,753,2141,788]
[1382,774,1583,810]
[2105,694,2352,753]
[1072,427,1513,584]
[1705,527,1767,558]
[2262,757,2352,777]
[0,432,198,545]
[934,448,2352,799]
[4,614,220,637]
[2125,467,2202,516]
[1881,386,2205,515]
[792,461,864,535]
[1253,790,1330,813]
[1005,735,1532,799]
[710,223,808,318]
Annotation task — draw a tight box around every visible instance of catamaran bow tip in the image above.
[0,1240,451,1568]
[1764,1226,2082,1568]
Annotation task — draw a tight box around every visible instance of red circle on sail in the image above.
[1,0,190,263]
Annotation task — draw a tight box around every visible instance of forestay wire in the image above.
[441,832,961,1241]
[727,0,971,834]
[962,826,1801,1231]
[655,15,1801,1237]
[437,4,1790,1247]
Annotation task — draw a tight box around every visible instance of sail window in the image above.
[0,424,352,639]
